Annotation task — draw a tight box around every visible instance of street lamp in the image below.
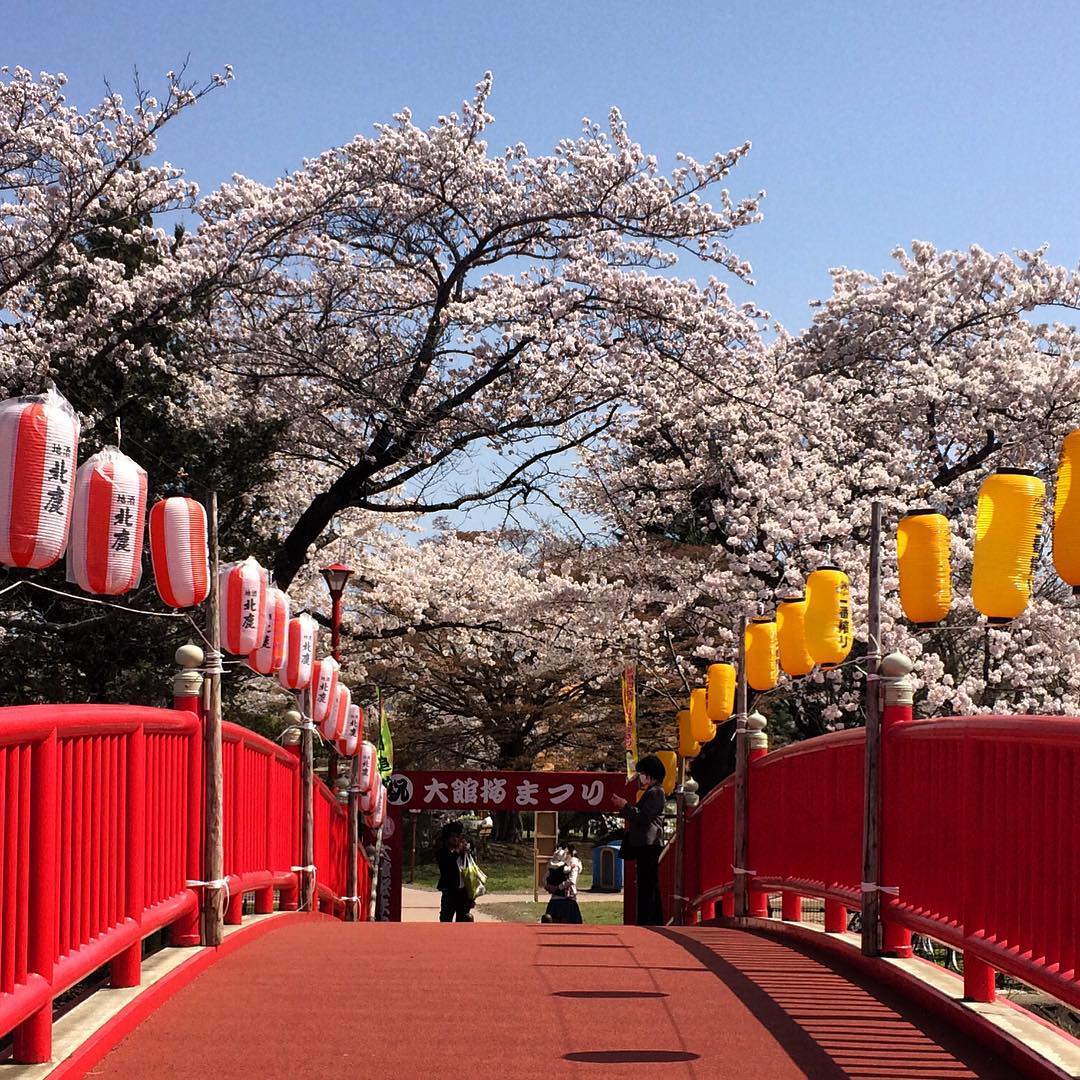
[320,562,353,661]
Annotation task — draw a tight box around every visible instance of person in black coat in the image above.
[435,821,474,923]
[612,754,668,926]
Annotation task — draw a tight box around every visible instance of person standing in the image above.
[612,755,668,926]
[543,845,584,924]
[435,822,474,923]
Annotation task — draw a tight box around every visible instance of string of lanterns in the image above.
[0,385,364,759]
[668,427,1080,764]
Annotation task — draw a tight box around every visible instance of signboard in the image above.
[386,770,633,814]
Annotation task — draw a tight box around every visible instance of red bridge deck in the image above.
[84,921,1011,1079]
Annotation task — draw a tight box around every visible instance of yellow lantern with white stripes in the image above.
[897,509,952,626]
[689,687,715,743]
[972,468,1045,623]
[677,709,700,758]
[705,662,735,722]
[1053,432,1080,593]
[744,615,778,691]
[776,593,814,677]
[805,566,852,669]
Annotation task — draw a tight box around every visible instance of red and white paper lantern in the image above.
[248,587,290,675]
[219,557,268,656]
[337,704,364,757]
[149,497,210,608]
[361,768,383,814]
[323,682,351,742]
[0,386,81,569]
[66,447,147,595]
[365,786,387,830]
[278,614,318,691]
[310,656,340,727]
[358,740,378,794]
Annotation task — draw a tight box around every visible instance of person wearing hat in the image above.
[611,754,667,925]
[541,845,584,924]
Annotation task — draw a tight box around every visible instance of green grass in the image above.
[481,901,625,925]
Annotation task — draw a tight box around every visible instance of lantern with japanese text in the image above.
[0,386,81,569]
[689,687,716,744]
[149,497,210,608]
[677,710,700,759]
[219,557,268,656]
[805,567,853,669]
[972,468,1045,622]
[745,615,779,692]
[358,740,378,794]
[897,509,952,626]
[655,750,677,796]
[310,657,340,727]
[278,614,318,691]
[361,768,383,813]
[66,447,147,595]
[324,683,351,742]
[248,587,290,675]
[776,593,814,677]
[1053,432,1080,593]
[338,704,364,757]
[705,662,735,723]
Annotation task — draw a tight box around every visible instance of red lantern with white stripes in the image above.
[338,704,364,757]
[365,785,387,830]
[278,614,318,691]
[323,683,350,742]
[358,740,378,794]
[149,497,210,608]
[310,656,340,727]
[361,768,383,814]
[66,447,147,595]
[219,558,268,656]
[0,386,81,569]
[248,588,290,675]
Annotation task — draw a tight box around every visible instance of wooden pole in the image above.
[861,501,883,956]
[733,614,750,918]
[203,492,225,947]
[300,685,315,912]
[673,754,687,926]
[345,752,360,921]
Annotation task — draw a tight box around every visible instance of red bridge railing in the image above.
[674,699,1080,1013]
[0,703,360,1063]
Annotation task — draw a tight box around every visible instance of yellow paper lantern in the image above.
[897,509,952,626]
[776,593,814,677]
[1053,431,1080,593]
[689,687,716,743]
[677,709,700,758]
[744,615,778,691]
[805,566,853,669]
[705,662,735,722]
[655,750,678,796]
[972,467,1045,622]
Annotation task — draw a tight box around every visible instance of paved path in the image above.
[87,922,1012,1079]
[401,885,619,922]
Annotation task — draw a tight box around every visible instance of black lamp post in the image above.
[320,562,353,661]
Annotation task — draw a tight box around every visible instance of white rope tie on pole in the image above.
[185,877,231,897]
[860,882,900,896]
[731,866,756,876]
[291,865,317,873]
[202,649,225,676]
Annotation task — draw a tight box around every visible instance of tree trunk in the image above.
[491,811,521,842]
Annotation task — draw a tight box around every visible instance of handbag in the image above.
[461,852,487,900]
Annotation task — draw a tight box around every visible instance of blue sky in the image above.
[7,0,1080,332]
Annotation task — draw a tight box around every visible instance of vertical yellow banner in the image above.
[621,664,638,779]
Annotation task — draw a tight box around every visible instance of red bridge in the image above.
[1,658,1078,1078]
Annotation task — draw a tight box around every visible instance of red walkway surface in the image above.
[86,922,1014,1079]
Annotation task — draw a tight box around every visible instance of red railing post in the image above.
[879,652,914,958]
[746,712,769,918]
[225,740,244,926]
[171,645,204,947]
[13,729,58,1064]
[110,723,144,988]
